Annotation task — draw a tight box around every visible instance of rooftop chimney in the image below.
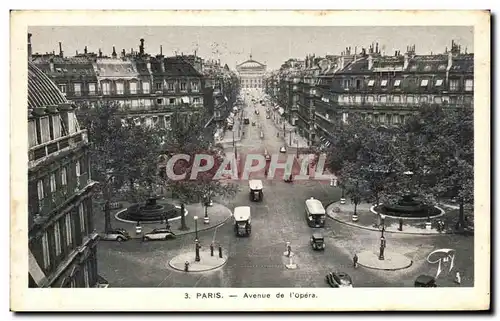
[84,46,88,54]
[49,58,54,72]
[160,45,163,56]
[403,53,409,70]
[121,49,126,58]
[112,46,117,58]
[367,55,373,70]
[59,42,64,57]
[99,49,102,58]
[447,50,453,71]
[139,38,145,55]
[376,42,379,54]
[27,33,32,60]
[194,50,197,57]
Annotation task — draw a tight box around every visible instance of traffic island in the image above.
[356,250,413,271]
[169,249,228,272]
[95,199,233,240]
[326,201,458,235]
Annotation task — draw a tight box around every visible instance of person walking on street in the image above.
[353,254,358,268]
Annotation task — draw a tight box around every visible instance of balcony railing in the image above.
[29,130,88,163]
[33,172,91,218]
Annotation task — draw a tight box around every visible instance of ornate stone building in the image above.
[266,41,474,148]
[28,62,102,288]
[236,55,266,90]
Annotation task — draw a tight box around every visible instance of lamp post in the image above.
[194,215,199,243]
[378,214,386,260]
[204,200,209,224]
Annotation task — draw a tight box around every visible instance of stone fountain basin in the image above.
[371,204,445,220]
[115,202,189,224]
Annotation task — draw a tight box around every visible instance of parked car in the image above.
[143,228,176,241]
[252,121,256,126]
[255,110,260,115]
[266,115,271,119]
[325,272,353,288]
[280,146,287,153]
[414,275,437,287]
[101,228,130,242]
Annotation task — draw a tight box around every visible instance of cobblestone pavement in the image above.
[97,89,474,288]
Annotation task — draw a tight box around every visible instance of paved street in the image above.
[97,89,474,288]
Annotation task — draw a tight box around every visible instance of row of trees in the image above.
[323,104,473,230]
[79,103,239,232]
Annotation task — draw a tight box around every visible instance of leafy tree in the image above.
[78,102,166,232]
[161,112,239,230]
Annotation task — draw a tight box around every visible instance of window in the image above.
[156,83,162,91]
[129,82,137,94]
[180,82,187,91]
[76,161,81,177]
[435,79,443,87]
[379,95,387,103]
[102,82,110,95]
[355,79,361,89]
[40,117,50,143]
[193,97,201,104]
[191,82,199,92]
[83,264,89,287]
[434,96,442,104]
[50,174,56,193]
[142,82,150,94]
[393,95,401,103]
[116,82,124,95]
[42,233,50,268]
[88,83,96,95]
[379,114,386,123]
[387,114,392,124]
[343,79,351,88]
[65,213,72,246]
[355,95,362,103]
[407,96,414,104]
[156,98,163,105]
[367,80,375,87]
[58,84,67,93]
[421,96,428,103]
[449,79,459,91]
[420,79,429,87]
[381,80,388,87]
[54,222,61,256]
[465,79,473,91]
[169,98,175,104]
[37,180,44,201]
[367,95,375,103]
[73,83,81,96]
[79,203,85,233]
[394,80,401,87]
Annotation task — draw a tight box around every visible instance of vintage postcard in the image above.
[10,10,490,311]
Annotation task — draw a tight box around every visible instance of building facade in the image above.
[28,62,102,288]
[237,55,266,90]
[266,41,474,148]
[30,37,214,129]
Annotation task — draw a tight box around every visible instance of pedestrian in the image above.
[454,272,461,285]
[353,254,358,268]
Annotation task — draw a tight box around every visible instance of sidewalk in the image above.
[326,201,461,235]
[94,199,233,240]
[270,111,309,149]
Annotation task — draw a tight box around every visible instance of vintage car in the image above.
[266,115,271,119]
[280,146,287,153]
[234,206,252,236]
[142,228,176,241]
[414,275,437,287]
[255,110,260,115]
[325,272,353,288]
[252,121,256,126]
[310,233,326,250]
[249,179,263,202]
[101,228,130,242]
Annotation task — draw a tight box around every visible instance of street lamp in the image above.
[194,215,199,243]
[378,214,386,260]
[204,200,209,224]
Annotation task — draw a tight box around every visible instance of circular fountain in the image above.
[116,197,183,223]
[372,194,443,219]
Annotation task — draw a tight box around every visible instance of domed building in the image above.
[236,55,267,89]
[27,62,103,288]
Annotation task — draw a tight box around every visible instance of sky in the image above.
[29,26,473,71]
